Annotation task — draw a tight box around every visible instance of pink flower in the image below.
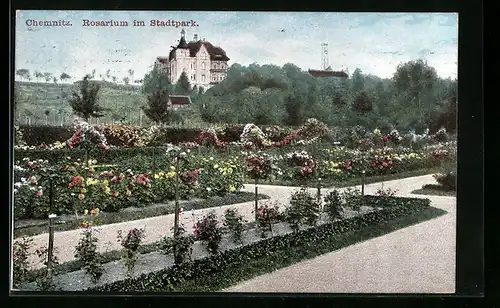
[34,190,42,198]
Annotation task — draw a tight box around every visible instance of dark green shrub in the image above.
[285,188,321,231]
[19,125,73,146]
[159,226,196,265]
[74,228,104,283]
[324,190,343,221]
[12,237,33,288]
[223,208,246,244]
[193,212,223,254]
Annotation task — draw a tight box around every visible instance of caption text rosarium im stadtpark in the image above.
[24,19,200,28]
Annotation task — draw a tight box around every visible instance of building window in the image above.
[191,74,196,81]
[202,75,206,82]
[190,63,193,69]
[201,62,205,70]
[219,76,223,81]
[215,63,218,69]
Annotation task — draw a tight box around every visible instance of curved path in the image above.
[15,174,456,295]
[223,176,456,293]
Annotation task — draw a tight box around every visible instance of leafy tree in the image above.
[351,68,365,92]
[142,68,174,124]
[16,69,31,81]
[60,72,71,82]
[175,71,191,95]
[112,76,117,84]
[123,76,130,85]
[43,72,52,83]
[69,75,106,122]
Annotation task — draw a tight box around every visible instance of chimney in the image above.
[193,34,198,41]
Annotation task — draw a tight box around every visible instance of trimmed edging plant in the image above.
[85,196,443,292]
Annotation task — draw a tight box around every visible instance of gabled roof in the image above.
[169,39,230,61]
[168,95,191,105]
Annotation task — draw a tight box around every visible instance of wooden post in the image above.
[47,214,56,280]
[361,170,366,196]
[152,146,157,180]
[254,178,259,222]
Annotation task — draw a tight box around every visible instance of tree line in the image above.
[14,59,457,134]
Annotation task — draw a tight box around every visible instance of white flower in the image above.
[14,182,22,188]
[206,187,212,192]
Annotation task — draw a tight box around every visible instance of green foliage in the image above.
[141,68,174,124]
[433,165,456,191]
[69,75,107,121]
[117,228,146,277]
[74,228,105,283]
[285,188,321,231]
[12,237,33,288]
[341,187,363,211]
[223,208,246,244]
[193,211,223,254]
[175,71,192,95]
[324,190,343,221]
[86,196,433,292]
[159,226,196,265]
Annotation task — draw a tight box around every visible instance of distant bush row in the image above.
[16,124,297,147]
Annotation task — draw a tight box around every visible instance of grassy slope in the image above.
[14,81,148,126]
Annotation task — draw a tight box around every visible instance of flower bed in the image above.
[16,195,446,292]
[13,151,246,220]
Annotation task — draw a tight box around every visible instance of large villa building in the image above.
[154,30,230,90]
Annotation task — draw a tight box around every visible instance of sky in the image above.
[14,11,458,83]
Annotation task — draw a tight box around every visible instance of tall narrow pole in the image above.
[47,214,56,280]
[254,178,259,222]
[173,155,180,263]
[361,170,366,196]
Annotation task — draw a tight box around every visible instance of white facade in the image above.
[154,31,229,90]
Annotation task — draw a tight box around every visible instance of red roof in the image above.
[308,69,348,78]
[169,39,230,62]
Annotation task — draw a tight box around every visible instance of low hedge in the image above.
[17,125,204,147]
[19,125,73,146]
[14,146,170,164]
[86,196,433,292]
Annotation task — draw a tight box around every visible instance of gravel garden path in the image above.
[16,173,455,293]
[223,175,456,293]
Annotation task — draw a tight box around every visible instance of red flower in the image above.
[80,222,89,229]
[69,176,84,188]
[34,191,42,198]
[382,162,388,167]
[178,209,182,214]
[370,162,376,167]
